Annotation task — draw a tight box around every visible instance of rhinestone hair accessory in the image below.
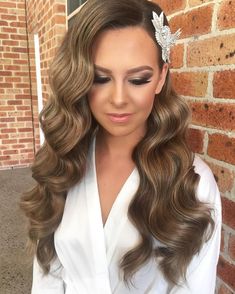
[151,11,181,63]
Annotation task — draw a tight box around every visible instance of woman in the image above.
[21,0,221,293]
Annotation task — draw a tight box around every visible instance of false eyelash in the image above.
[130,79,151,85]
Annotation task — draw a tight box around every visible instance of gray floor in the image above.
[0,167,35,294]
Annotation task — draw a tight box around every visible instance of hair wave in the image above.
[21,0,214,286]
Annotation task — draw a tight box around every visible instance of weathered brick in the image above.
[0,2,16,8]
[217,255,235,290]
[170,5,213,38]
[186,128,205,153]
[221,197,235,230]
[217,0,235,30]
[189,0,213,7]
[213,70,235,99]
[170,44,184,69]
[190,102,235,131]
[208,134,235,164]
[228,233,235,260]
[207,162,235,194]
[152,0,186,14]
[172,72,208,97]
[208,133,235,165]
[187,34,235,67]
[53,3,65,14]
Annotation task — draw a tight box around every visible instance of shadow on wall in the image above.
[0,168,35,294]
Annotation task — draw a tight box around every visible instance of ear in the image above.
[155,63,169,94]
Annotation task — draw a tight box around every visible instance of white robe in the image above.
[32,138,222,294]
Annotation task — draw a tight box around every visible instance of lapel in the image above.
[90,137,140,265]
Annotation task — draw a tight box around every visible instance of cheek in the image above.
[134,87,156,112]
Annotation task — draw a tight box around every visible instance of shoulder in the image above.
[192,155,221,211]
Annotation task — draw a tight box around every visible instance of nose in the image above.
[110,81,128,107]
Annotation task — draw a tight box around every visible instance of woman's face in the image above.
[88,26,168,138]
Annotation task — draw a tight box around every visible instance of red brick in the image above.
[217,0,235,30]
[208,134,235,165]
[0,156,10,161]
[0,71,12,76]
[190,102,235,131]
[189,0,213,6]
[3,150,19,155]
[170,5,213,38]
[0,33,9,40]
[53,3,65,14]
[186,128,205,153]
[18,128,33,133]
[1,27,17,33]
[7,100,22,105]
[2,40,19,46]
[0,2,16,8]
[20,148,33,154]
[10,34,27,41]
[1,129,16,134]
[17,3,25,9]
[228,234,235,260]
[221,197,235,230]
[218,283,234,294]
[1,14,17,21]
[213,70,235,99]
[4,65,21,71]
[16,117,32,122]
[172,72,208,97]
[152,0,186,14]
[207,162,235,194]
[0,83,13,88]
[12,47,28,53]
[5,77,21,83]
[19,138,33,143]
[52,15,66,25]
[10,21,25,28]
[2,139,17,144]
[170,44,184,69]
[3,53,20,59]
[187,34,235,67]
[217,255,235,290]
[0,117,15,122]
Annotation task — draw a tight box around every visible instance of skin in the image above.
[87,26,168,225]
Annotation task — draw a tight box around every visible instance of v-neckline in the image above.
[92,136,136,229]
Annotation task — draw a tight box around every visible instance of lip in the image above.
[107,113,132,123]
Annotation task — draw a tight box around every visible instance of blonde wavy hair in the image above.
[21,0,214,286]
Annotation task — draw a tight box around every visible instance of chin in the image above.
[99,124,145,138]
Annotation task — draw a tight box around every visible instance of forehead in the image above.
[92,27,159,69]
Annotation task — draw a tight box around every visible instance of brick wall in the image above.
[25,0,66,155]
[0,1,34,168]
[152,0,235,292]
[0,0,66,169]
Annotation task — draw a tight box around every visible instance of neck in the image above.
[96,128,144,159]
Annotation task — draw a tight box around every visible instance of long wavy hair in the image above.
[20,0,214,287]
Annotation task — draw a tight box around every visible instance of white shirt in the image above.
[32,138,221,293]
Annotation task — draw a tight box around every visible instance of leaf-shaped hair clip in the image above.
[151,11,181,63]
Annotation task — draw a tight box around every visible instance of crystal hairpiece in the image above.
[151,11,181,63]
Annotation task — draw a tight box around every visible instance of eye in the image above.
[129,78,151,85]
[93,75,111,84]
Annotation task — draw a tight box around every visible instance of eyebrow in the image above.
[94,65,154,74]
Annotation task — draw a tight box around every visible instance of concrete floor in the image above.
[0,167,35,294]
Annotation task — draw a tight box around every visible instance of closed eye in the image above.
[129,78,151,85]
[93,75,110,84]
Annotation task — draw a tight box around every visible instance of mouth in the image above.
[107,113,132,123]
